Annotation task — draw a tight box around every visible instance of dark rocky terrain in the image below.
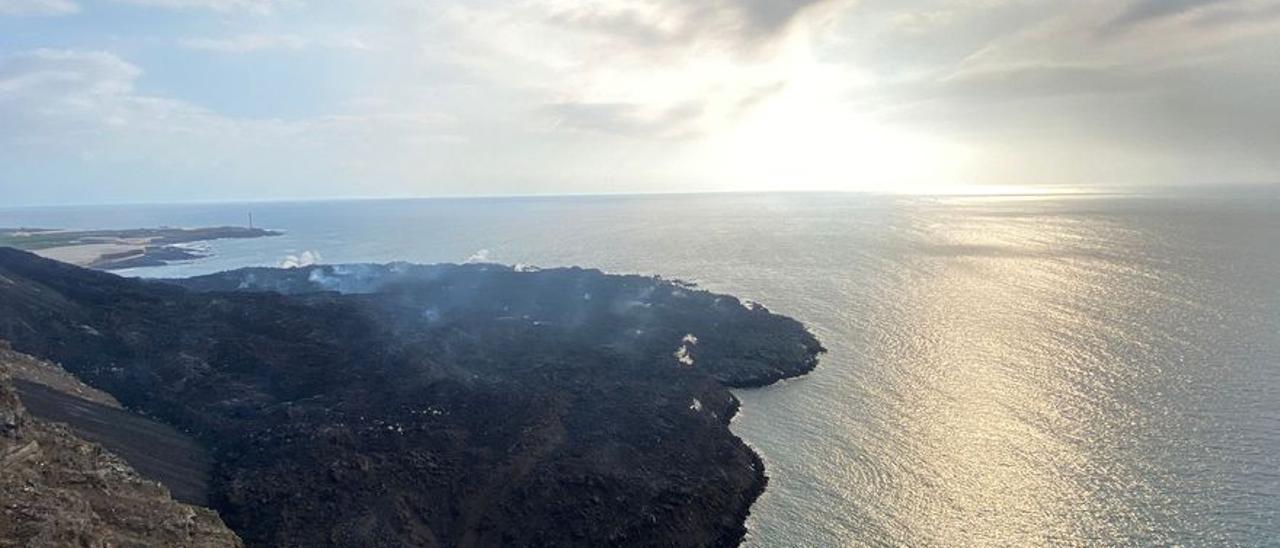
[0,248,823,547]
[13,379,214,506]
[0,347,242,547]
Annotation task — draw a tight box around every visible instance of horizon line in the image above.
[2,183,1276,210]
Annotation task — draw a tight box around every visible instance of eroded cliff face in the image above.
[0,353,242,548]
[0,342,121,408]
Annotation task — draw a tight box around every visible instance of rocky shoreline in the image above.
[0,249,823,547]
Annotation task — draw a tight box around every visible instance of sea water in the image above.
[3,190,1277,546]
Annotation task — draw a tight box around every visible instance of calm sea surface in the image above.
[3,191,1278,546]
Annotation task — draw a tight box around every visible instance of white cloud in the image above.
[1104,0,1235,32]
[177,31,380,53]
[0,48,465,203]
[0,49,144,123]
[4,0,1280,204]
[815,0,1280,186]
[0,47,455,143]
[0,0,79,16]
[112,0,296,14]
[535,0,847,47]
[180,33,307,52]
[421,0,850,141]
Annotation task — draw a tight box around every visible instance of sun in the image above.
[705,62,974,193]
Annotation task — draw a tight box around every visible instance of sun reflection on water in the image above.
[728,195,1274,547]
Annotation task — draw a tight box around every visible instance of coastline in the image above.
[717,392,768,548]
[1,251,825,547]
[170,261,824,546]
[0,226,281,271]
[718,345,821,547]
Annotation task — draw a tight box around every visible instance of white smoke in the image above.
[307,267,339,290]
[280,250,321,269]
[466,249,491,263]
[674,333,698,366]
[303,264,392,293]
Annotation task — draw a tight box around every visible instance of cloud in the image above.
[0,48,455,144]
[0,0,79,16]
[924,63,1148,103]
[544,79,785,138]
[112,0,296,14]
[0,49,146,127]
[179,33,307,53]
[541,0,844,48]
[4,0,1280,204]
[545,100,704,138]
[1105,0,1235,31]
[825,0,1280,187]
[735,0,834,34]
[424,0,835,142]
[0,47,465,203]
[1188,0,1280,27]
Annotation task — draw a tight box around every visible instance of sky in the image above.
[1,0,1278,205]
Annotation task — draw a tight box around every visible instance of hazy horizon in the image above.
[3,182,1280,210]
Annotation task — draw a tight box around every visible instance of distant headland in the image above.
[0,226,281,270]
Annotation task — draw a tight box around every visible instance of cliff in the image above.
[0,350,241,547]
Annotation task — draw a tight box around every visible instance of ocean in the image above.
[3,190,1278,546]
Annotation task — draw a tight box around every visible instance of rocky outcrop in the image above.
[0,367,241,547]
[0,342,121,408]
[0,342,215,506]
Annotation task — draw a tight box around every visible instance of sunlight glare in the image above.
[708,61,973,193]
